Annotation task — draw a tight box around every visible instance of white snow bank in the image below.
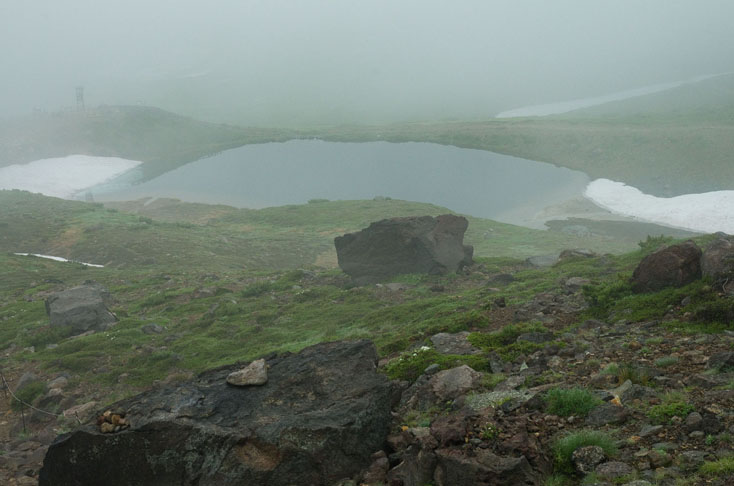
[0,155,142,199]
[496,74,719,118]
[584,179,734,234]
[14,253,104,268]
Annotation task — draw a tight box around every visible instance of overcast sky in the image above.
[2,0,733,125]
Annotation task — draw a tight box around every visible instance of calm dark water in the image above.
[91,140,589,227]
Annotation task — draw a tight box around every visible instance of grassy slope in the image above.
[0,190,702,387]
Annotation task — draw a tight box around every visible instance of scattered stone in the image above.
[334,215,473,284]
[47,376,68,390]
[572,445,606,474]
[684,412,703,432]
[487,273,515,286]
[564,277,590,292]
[678,450,708,472]
[434,448,539,486]
[361,450,389,485]
[45,283,117,334]
[226,358,268,386]
[525,254,559,268]
[630,240,702,293]
[141,323,164,335]
[701,234,734,286]
[638,425,663,438]
[429,365,481,402]
[707,352,734,372]
[558,248,597,260]
[595,461,635,481]
[62,401,98,423]
[16,372,39,392]
[586,403,628,427]
[430,332,481,355]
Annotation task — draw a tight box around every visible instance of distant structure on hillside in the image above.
[76,86,85,111]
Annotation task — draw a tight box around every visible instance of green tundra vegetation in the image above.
[0,189,729,404]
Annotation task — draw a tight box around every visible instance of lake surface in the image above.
[90,140,590,228]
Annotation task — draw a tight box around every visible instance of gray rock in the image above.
[334,215,473,284]
[45,284,117,334]
[40,340,392,486]
[47,376,68,390]
[572,445,606,474]
[630,241,702,293]
[430,332,481,355]
[16,372,38,392]
[434,448,540,486]
[486,273,515,286]
[141,323,164,335]
[226,358,268,386]
[684,411,703,432]
[678,450,708,471]
[595,461,635,481]
[707,352,734,372]
[638,424,663,438]
[565,277,591,291]
[701,235,734,286]
[525,254,559,268]
[586,403,628,427]
[429,365,482,402]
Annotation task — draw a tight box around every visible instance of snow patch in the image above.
[14,253,104,267]
[0,155,142,199]
[584,179,734,234]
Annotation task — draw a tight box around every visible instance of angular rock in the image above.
[226,358,268,386]
[40,340,392,486]
[434,448,540,486]
[334,215,473,284]
[430,332,481,355]
[701,234,734,284]
[45,284,117,334]
[594,461,635,481]
[429,365,482,402]
[586,403,629,427]
[630,241,702,293]
[564,277,590,292]
[707,351,734,372]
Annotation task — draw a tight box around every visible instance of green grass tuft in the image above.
[545,387,602,417]
[552,429,618,475]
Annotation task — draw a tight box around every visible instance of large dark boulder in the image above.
[702,234,734,291]
[334,215,473,284]
[631,240,702,293]
[45,283,116,334]
[39,340,392,486]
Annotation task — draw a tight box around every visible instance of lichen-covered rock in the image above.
[701,234,734,287]
[334,215,473,284]
[45,283,116,334]
[40,340,392,486]
[571,445,606,474]
[631,241,702,292]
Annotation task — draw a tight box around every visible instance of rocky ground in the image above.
[2,243,734,485]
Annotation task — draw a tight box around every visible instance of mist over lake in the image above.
[89,140,590,228]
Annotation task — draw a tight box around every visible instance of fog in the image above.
[3,0,734,126]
